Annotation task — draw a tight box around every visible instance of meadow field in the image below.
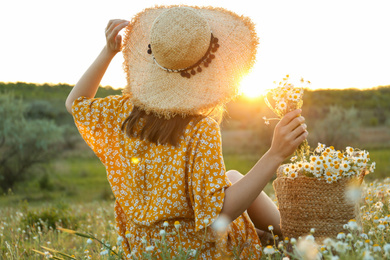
[1,83,390,259]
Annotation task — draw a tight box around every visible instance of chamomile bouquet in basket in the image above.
[264,75,375,241]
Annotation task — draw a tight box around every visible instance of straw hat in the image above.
[122,5,258,118]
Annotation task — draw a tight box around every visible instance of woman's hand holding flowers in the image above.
[269,109,308,162]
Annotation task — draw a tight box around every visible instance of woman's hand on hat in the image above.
[105,19,129,54]
[269,109,308,162]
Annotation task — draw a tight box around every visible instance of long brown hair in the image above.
[121,106,205,146]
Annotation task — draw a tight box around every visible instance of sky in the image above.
[1,0,389,96]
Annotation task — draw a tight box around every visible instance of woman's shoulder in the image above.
[190,116,219,131]
[182,116,221,142]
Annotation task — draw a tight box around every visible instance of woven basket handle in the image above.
[276,165,285,178]
[358,168,367,185]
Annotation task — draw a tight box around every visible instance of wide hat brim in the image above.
[122,5,259,118]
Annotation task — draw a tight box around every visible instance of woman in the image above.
[66,6,307,259]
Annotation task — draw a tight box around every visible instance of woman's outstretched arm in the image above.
[218,109,308,223]
[65,19,128,113]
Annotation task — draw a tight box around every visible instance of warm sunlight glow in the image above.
[240,72,266,99]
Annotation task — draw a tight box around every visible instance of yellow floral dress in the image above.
[72,95,262,259]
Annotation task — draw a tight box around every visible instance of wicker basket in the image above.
[273,166,363,241]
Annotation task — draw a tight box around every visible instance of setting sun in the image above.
[240,72,267,99]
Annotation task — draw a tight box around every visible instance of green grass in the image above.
[1,178,390,259]
[368,148,390,180]
[2,146,388,207]
[0,155,111,207]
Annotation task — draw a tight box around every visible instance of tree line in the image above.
[0,82,389,192]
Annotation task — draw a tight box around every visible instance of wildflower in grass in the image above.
[268,225,273,231]
[362,250,374,260]
[163,221,169,227]
[354,241,364,250]
[383,243,390,254]
[305,234,315,242]
[336,232,346,240]
[174,221,181,230]
[44,251,52,258]
[310,228,315,234]
[374,201,383,210]
[348,219,358,230]
[159,230,166,237]
[377,224,385,230]
[372,244,381,252]
[263,245,275,255]
[364,239,373,248]
[203,218,209,225]
[117,236,124,246]
[100,249,108,255]
[290,238,297,245]
[334,241,347,253]
[87,238,93,244]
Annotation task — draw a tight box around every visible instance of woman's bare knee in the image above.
[226,170,244,184]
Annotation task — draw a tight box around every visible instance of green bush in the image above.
[0,93,65,192]
[20,202,79,233]
[310,106,361,150]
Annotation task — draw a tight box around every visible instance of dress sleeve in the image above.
[71,95,131,163]
[188,118,231,241]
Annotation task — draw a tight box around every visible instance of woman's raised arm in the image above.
[65,19,128,113]
[218,109,308,222]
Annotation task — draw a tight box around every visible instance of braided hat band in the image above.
[147,33,220,78]
[122,5,259,119]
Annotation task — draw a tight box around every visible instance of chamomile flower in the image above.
[263,245,275,255]
[369,162,376,173]
[337,232,346,240]
[346,147,354,155]
[377,224,385,230]
[373,244,381,252]
[289,171,298,179]
[348,219,358,230]
[174,221,181,230]
[277,101,287,112]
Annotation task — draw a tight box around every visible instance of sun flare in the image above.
[239,72,266,99]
